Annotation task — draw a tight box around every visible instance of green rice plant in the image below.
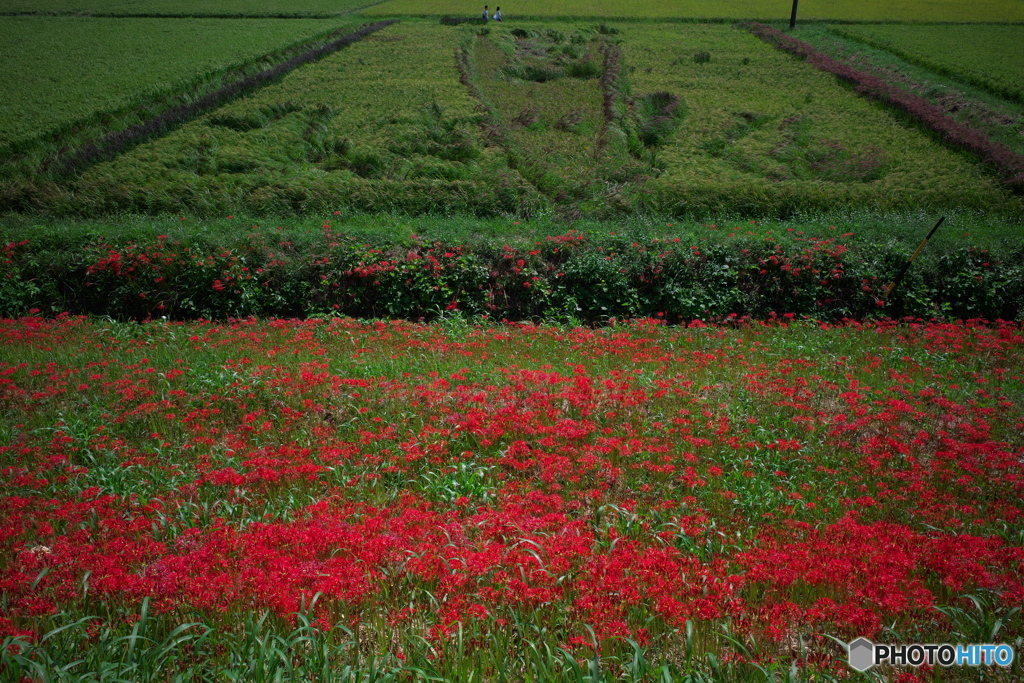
[791,24,1024,159]
[33,21,544,217]
[833,24,1024,105]
[0,17,353,150]
[620,23,1018,216]
[363,0,1024,22]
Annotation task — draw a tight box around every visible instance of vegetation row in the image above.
[3,225,1021,322]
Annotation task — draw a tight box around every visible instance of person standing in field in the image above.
[482,5,489,19]
[494,6,502,20]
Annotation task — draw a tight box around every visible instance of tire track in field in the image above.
[457,30,654,219]
[455,38,549,217]
[49,19,399,178]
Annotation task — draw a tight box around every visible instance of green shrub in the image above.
[2,228,1021,322]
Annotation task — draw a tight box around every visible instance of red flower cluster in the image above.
[0,316,1021,672]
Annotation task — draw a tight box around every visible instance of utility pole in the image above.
[790,0,799,30]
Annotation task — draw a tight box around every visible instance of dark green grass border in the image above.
[3,208,1021,248]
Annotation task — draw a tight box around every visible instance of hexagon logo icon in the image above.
[849,638,875,672]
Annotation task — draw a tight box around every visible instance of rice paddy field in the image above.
[362,0,1024,23]
[619,23,1012,215]
[5,20,1022,218]
[830,24,1024,104]
[0,17,353,149]
[1,0,1024,679]
[789,24,1024,160]
[32,21,540,217]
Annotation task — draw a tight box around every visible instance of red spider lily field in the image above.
[3,0,1024,679]
[1,314,1022,680]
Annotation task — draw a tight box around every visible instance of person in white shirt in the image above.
[494,6,502,20]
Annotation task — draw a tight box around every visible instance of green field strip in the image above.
[363,0,1024,23]
[832,24,1024,104]
[0,17,355,149]
[89,0,389,17]
[0,0,131,12]
[619,23,1018,215]
[0,0,386,14]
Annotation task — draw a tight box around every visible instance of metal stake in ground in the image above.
[789,0,799,30]
[882,216,946,300]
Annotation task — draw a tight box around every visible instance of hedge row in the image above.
[2,225,1022,322]
[743,22,1024,193]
